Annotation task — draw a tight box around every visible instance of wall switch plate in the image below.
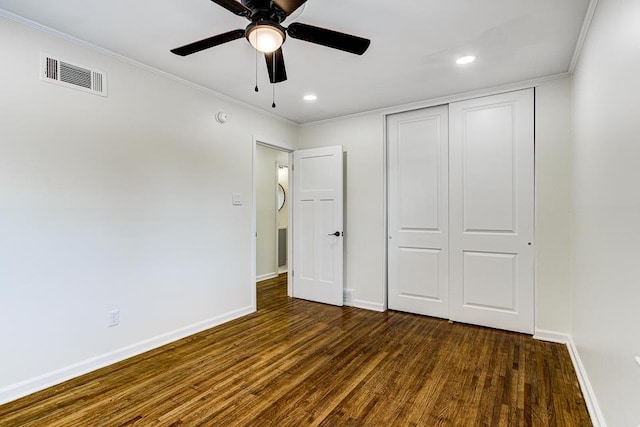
[232,193,242,206]
[108,309,120,327]
[635,356,640,367]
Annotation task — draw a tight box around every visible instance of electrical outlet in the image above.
[108,309,119,327]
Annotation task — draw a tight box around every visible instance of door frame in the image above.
[252,135,294,312]
[275,161,288,275]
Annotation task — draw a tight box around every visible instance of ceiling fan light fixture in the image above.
[172,0,372,87]
[247,24,285,53]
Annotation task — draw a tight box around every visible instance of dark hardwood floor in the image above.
[0,274,591,426]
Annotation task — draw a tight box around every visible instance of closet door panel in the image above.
[387,105,449,318]
[449,89,535,334]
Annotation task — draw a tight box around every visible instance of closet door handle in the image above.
[328,231,341,236]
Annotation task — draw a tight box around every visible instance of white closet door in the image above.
[387,105,449,318]
[449,89,535,334]
[292,146,344,306]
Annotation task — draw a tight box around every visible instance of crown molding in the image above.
[300,72,571,128]
[0,9,298,128]
[569,0,600,74]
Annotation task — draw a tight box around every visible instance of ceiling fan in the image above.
[171,0,371,84]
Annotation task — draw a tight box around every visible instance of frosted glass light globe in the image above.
[248,25,284,53]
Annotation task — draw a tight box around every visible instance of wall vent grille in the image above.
[40,54,107,97]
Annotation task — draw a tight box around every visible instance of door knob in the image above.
[328,231,341,236]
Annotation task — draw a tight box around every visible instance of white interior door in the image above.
[292,146,344,306]
[449,89,535,334]
[387,105,449,318]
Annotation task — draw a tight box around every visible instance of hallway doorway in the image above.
[255,143,290,283]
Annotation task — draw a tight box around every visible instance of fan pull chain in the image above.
[272,52,276,108]
[254,47,259,92]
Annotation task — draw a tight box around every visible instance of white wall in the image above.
[570,0,640,424]
[256,145,279,278]
[298,81,574,322]
[0,17,297,402]
[534,78,573,333]
[298,114,386,309]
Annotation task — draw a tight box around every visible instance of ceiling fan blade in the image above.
[210,0,251,17]
[272,0,307,15]
[171,29,246,56]
[265,48,287,83]
[287,23,371,55]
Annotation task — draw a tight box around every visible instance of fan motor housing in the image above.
[242,0,288,22]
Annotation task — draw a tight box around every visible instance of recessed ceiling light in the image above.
[303,94,317,101]
[456,55,476,65]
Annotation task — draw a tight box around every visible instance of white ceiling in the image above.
[0,0,590,124]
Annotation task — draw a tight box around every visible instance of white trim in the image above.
[566,335,608,427]
[354,299,385,312]
[533,328,571,344]
[534,329,607,427]
[252,137,258,311]
[0,305,254,406]
[256,272,278,282]
[568,0,600,74]
[254,136,297,153]
[0,9,297,128]
[532,87,538,334]
[287,151,293,298]
[381,114,389,312]
[301,73,570,128]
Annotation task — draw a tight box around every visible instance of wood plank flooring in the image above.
[0,274,591,426]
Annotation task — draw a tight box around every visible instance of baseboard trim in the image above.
[354,299,385,312]
[534,329,607,427]
[256,272,278,282]
[0,305,255,406]
[533,328,572,344]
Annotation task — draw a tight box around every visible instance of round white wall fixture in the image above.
[216,112,228,124]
